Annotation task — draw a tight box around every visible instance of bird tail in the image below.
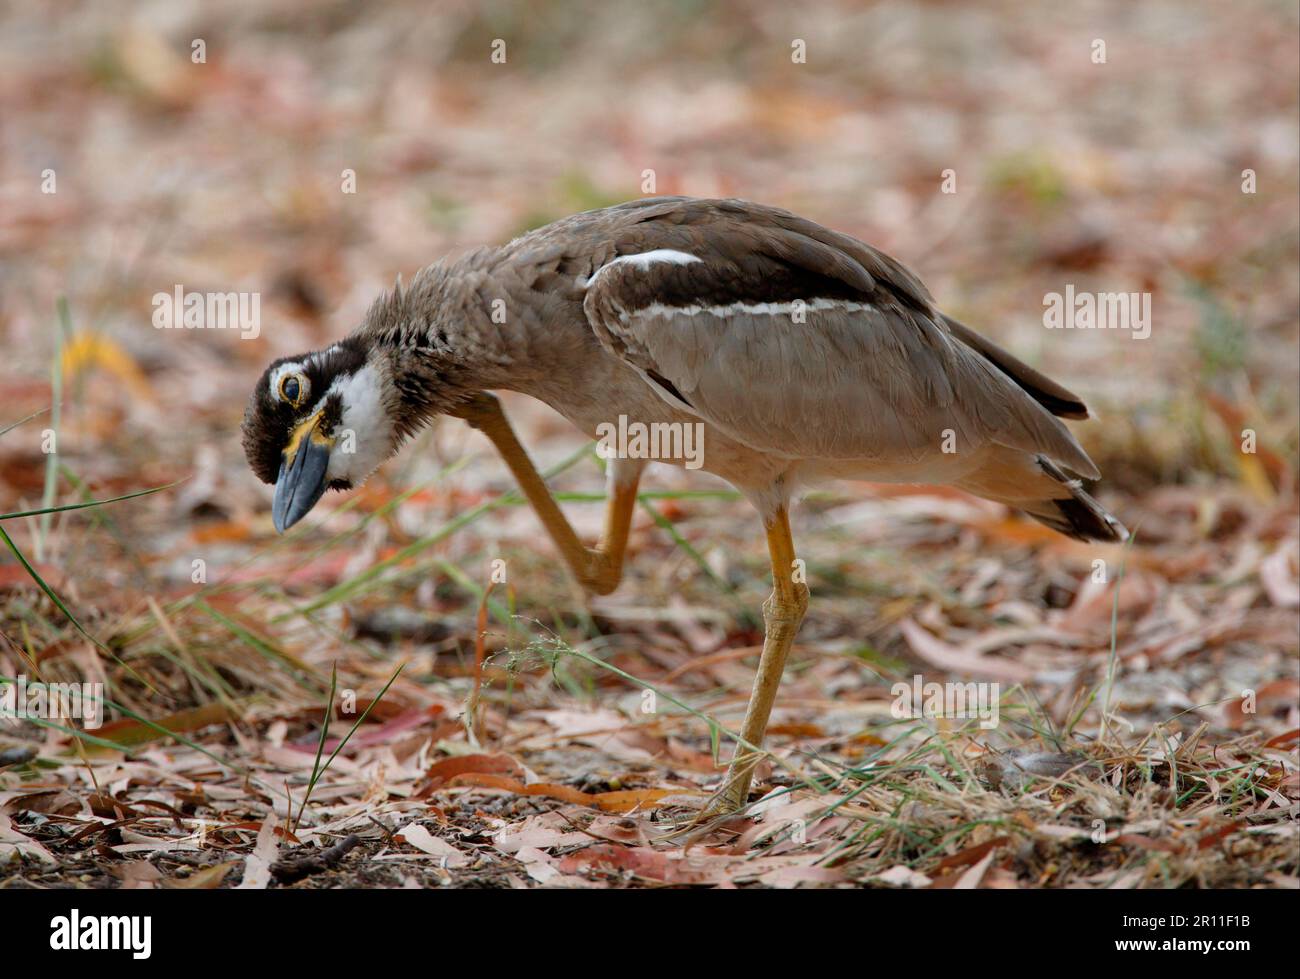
[1016,456,1128,542]
[957,450,1128,543]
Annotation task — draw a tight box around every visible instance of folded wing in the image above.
[580,198,1099,478]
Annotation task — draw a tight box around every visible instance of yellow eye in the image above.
[278,372,308,407]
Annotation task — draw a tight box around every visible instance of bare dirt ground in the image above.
[1,0,1297,888]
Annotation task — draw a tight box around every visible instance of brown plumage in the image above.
[243,196,1126,810]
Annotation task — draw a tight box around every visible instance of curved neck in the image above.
[361,249,589,430]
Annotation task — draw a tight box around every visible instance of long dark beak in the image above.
[272,414,332,533]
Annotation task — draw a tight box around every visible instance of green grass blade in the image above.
[295,664,337,831]
[0,523,97,645]
[36,298,70,560]
[0,407,50,440]
[294,663,403,830]
[194,600,324,688]
[0,481,180,522]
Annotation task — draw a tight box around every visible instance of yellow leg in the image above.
[451,393,640,595]
[713,506,809,813]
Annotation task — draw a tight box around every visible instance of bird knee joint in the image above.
[763,584,808,624]
[793,583,810,612]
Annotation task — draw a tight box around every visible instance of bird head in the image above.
[241,337,401,533]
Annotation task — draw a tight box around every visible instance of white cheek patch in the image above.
[580,249,702,289]
[321,364,393,484]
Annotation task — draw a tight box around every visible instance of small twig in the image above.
[270,834,362,885]
[365,815,397,846]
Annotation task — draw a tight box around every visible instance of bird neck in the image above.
[361,249,572,433]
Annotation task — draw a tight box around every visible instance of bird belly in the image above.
[523,357,987,500]
[526,369,792,491]
[796,452,982,487]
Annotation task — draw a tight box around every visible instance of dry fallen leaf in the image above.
[396,822,470,867]
[899,618,1036,683]
[237,819,280,890]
